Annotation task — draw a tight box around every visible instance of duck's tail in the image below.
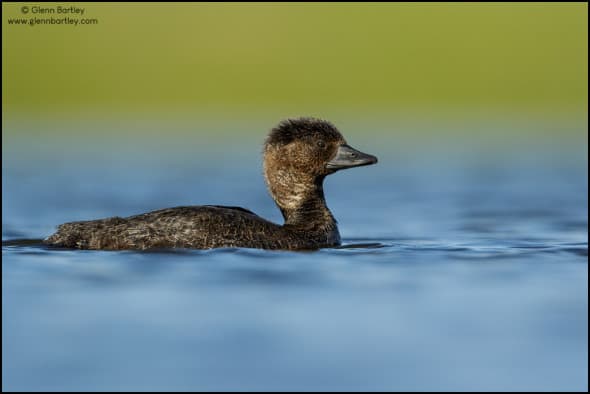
[44,217,131,249]
[44,222,92,249]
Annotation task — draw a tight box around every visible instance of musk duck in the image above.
[44,117,378,250]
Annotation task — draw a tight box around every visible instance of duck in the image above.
[43,117,378,250]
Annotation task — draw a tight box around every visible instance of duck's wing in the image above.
[125,205,259,219]
[44,205,277,250]
[202,205,256,215]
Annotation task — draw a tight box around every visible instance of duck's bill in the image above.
[326,144,378,170]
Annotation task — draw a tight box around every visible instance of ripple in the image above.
[335,242,386,249]
[2,238,587,261]
[2,238,45,247]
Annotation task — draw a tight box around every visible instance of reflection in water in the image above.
[2,238,45,247]
[2,145,588,391]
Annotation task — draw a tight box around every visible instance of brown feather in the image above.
[44,118,368,251]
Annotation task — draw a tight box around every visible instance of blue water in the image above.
[2,135,588,391]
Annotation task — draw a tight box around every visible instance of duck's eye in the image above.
[317,140,326,149]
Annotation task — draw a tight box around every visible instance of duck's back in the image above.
[44,206,284,250]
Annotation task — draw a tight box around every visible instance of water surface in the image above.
[2,138,588,391]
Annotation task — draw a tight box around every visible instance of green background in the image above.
[2,2,587,143]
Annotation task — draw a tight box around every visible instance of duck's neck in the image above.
[279,186,336,229]
[275,177,337,232]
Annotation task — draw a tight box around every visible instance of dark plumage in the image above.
[44,117,378,250]
[266,118,343,146]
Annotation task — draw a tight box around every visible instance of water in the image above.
[2,136,588,391]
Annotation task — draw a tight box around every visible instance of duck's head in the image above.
[263,117,377,211]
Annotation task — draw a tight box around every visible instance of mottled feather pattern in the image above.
[44,118,371,251]
[45,206,337,250]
